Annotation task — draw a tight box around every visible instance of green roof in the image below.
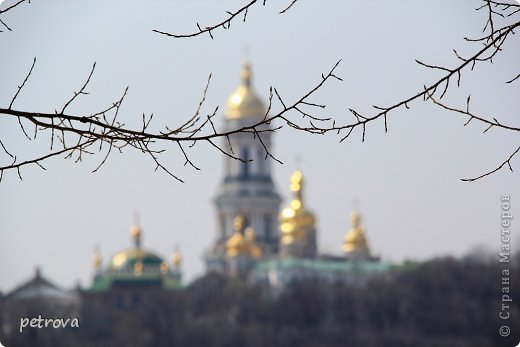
[87,273,182,293]
[109,248,164,271]
[86,248,183,293]
[253,257,394,274]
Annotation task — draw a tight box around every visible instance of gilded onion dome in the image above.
[89,222,183,292]
[92,246,102,271]
[172,249,182,269]
[226,215,263,258]
[129,223,142,248]
[343,211,370,254]
[244,227,263,258]
[226,62,266,119]
[160,261,169,275]
[109,224,165,274]
[279,171,316,246]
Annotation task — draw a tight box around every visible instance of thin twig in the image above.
[461,145,520,182]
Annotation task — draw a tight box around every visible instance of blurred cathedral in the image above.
[1,62,390,315]
[0,61,394,347]
[204,62,391,285]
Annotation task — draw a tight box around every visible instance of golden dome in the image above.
[130,224,141,237]
[233,215,246,232]
[343,211,370,254]
[290,170,303,192]
[92,248,102,270]
[160,262,169,275]
[110,248,164,269]
[245,227,262,258]
[343,229,368,250]
[134,260,144,276]
[226,62,266,119]
[226,231,246,256]
[350,211,361,228]
[279,170,316,246]
[129,224,142,246]
[172,250,182,268]
[226,216,263,258]
[109,224,166,272]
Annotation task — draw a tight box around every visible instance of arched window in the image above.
[240,147,250,178]
[257,148,265,175]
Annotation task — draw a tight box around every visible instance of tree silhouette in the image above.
[0,0,518,182]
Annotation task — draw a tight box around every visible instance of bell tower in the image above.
[213,61,282,256]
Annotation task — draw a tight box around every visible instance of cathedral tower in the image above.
[213,62,282,257]
[279,170,317,258]
[343,211,375,261]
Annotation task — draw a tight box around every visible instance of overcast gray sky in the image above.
[1,0,519,292]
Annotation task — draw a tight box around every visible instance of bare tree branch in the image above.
[461,145,520,182]
[415,0,520,181]
[505,72,520,84]
[0,139,96,182]
[153,0,300,39]
[9,57,36,109]
[280,0,299,14]
[2,0,518,183]
[0,0,27,14]
[338,1,520,180]
[60,62,96,114]
[0,60,343,181]
[305,17,519,146]
[426,93,520,133]
[0,0,29,32]
[153,0,259,39]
